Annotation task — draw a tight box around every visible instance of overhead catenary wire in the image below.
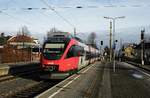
[4,0,55,33]
[40,0,75,28]
[0,10,32,25]
[20,0,52,24]
[1,0,60,32]
[1,4,150,12]
[0,1,149,29]
[22,7,54,23]
[0,0,34,25]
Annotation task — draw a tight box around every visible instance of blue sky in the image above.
[0,0,150,44]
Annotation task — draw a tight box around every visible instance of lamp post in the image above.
[109,21,112,62]
[104,16,125,56]
[104,16,125,42]
[104,16,125,72]
[74,28,76,37]
[100,41,103,61]
[141,29,145,65]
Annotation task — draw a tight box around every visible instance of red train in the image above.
[40,32,100,79]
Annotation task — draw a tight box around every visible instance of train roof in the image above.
[46,31,86,43]
[74,36,84,43]
[47,32,73,38]
[45,31,99,51]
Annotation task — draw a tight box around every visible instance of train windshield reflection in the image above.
[43,43,65,60]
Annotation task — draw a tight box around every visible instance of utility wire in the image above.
[0,10,32,25]
[40,0,75,28]
[22,7,53,23]
[1,4,150,12]
[0,0,33,25]
[2,0,54,31]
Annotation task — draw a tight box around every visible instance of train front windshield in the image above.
[43,43,65,60]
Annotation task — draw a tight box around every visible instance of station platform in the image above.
[0,61,40,76]
[36,61,150,98]
[126,61,150,71]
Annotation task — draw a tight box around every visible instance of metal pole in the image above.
[119,38,122,62]
[141,39,144,65]
[104,16,125,63]
[22,28,25,62]
[30,38,32,62]
[74,28,76,37]
[113,48,116,72]
[110,21,112,62]
[99,45,101,61]
[113,19,116,72]
[113,19,115,43]
[141,30,145,65]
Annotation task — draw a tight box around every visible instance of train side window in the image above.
[66,45,77,58]
[85,51,90,60]
[75,46,84,56]
[66,45,83,58]
[66,46,74,58]
[79,46,84,56]
[66,45,85,59]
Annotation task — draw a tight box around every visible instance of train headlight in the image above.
[48,66,55,71]
[48,62,54,65]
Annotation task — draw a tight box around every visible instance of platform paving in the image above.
[36,61,150,98]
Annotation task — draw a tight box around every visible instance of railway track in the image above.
[9,80,61,98]
[0,75,14,82]
[0,67,40,83]
[0,67,62,98]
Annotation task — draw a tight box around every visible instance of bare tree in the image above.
[47,27,56,38]
[17,26,30,36]
[46,27,62,39]
[87,32,97,48]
